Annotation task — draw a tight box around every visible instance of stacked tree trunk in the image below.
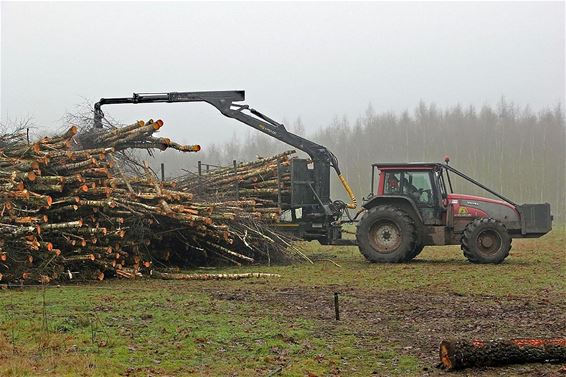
[174,151,296,220]
[77,119,201,153]
[0,121,295,284]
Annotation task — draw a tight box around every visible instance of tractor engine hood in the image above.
[448,193,520,224]
[448,194,516,210]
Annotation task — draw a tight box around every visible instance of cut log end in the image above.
[439,341,454,370]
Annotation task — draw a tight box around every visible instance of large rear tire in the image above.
[461,218,511,264]
[356,205,417,263]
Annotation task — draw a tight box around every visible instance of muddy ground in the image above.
[208,285,566,376]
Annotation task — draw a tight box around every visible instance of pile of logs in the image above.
[0,121,295,284]
[174,151,296,220]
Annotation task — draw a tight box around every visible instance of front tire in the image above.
[356,205,417,263]
[461,218,511,264]
[408,243,425,260]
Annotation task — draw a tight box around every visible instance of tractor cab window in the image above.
[384,171,434,205]
[407,171,433,204]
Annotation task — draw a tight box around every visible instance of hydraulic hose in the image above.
[338,174,357,209]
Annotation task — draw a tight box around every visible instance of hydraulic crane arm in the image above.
[94,90,357,209]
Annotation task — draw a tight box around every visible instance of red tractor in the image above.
[356,158,552,263]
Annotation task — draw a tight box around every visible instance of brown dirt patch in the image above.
[208,285,566,376]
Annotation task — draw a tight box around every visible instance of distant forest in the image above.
[151,100,565,222]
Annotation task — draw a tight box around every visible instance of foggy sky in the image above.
[1,1,564,146]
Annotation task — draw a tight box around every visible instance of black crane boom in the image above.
[93,90,357,244]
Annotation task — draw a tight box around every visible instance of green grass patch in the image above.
[0,227,563,376]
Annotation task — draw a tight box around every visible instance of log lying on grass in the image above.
[150,271,281,280]
[439,338,566,370]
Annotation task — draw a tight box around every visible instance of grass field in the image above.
[1,227,564,376]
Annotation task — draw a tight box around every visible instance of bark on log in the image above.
[439,338,566,370]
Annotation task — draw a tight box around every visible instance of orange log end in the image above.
[439,341,453,370]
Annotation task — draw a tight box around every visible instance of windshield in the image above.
[384,171,434,205]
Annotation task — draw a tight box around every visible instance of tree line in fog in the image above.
[151,100,565,221]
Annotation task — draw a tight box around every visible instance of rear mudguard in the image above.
[362,195,423,224]
[361,195,430,246]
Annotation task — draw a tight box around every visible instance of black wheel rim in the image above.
[369,220,401,253]
[475,229,502,255]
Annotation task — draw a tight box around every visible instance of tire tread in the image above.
[461,218,511,264]
[356,205,417,263]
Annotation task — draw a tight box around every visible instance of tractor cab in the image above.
[370,163,447,225]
